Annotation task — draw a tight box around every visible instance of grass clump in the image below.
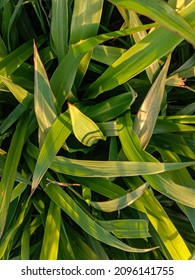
[0,0,195,260]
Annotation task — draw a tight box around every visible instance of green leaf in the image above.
[99,219,150,239]
[108,0,195,45]
[85,3,195,98]
[34,42,58,146]
[0,36,45,77]
[68,102,106,146]
[50,156,195,178]
[40,201,61,260]
[50,23,157,108]
[133,55,171,149]
[0,75,33,108]
[45,182,154,253]
[0,0,9,9]
[0,113,29,238]
[126,177,191,260]
[91,182,148,212]
[82,91,136,122]
[50,0,70,61]
[31,111,72,194]
[117,112,195,208]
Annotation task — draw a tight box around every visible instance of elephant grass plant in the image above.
[0,0,195,260]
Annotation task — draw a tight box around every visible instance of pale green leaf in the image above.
[40,201,61,260]
[50,156,195,178]
[91,182,148,212]
[133,55,171,149]
[34,42,57,146]
[68,102,106,147]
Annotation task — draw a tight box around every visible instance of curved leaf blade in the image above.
[109,0,195,45]
[45,182,155,253]
[91,182,148,212]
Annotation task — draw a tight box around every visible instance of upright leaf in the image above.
[31,111,72,194]
[50,0,70,61]
[0,113,29,237]
[40,201,61,260]
[133,55,171,149]
[34,42,57,146]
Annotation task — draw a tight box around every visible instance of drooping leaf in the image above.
[108,0,195,45]
[45,182,155,253]
[91,182,148,212]
[117,112,195,208]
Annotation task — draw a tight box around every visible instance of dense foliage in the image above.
[0,0,195,260]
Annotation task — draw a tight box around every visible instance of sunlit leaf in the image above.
[68,102,106,146]
[91,182,148,212]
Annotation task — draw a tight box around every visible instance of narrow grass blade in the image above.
[0,195,30,259]
[133,55,171,149]
[0,113,29,237]
[45,183,155,253]
[40,201,61,260]
[85,4,195,99]
[50,156,195,178]
[50,23,157,108]
[70,0,103,44]
[91,45,126,65]
[99,219,150,239]
[117,112,195,208]
[109,0,195,45]
[68,102,106,146]
[82,91,136,122]
[0,36,45,77]
[70,0,104,86]
[158,148,195,231]
[91,182,148,212]
[34,42,57,146]
[119,9,159,82]
[127,177,191,260]
[50,0,70,61]
[31,111,72,194]
[0,75,33,107]
[21,221,30,260]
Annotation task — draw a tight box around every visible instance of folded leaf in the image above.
[68,102,106,146]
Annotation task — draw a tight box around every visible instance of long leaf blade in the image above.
[34,42,57,146]
[0,113,29,237]
[109,0,195,45]
[91,182,148,212]
[45,183,155,253]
